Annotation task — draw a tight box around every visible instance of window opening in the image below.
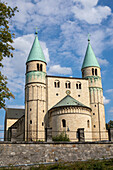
[87,120,90,128]
[30,120,32,124]
[92,68,94,75]
[62,119,66,127]
[40,64,43,71]
[37,64,39,71]
[95,69,97,76]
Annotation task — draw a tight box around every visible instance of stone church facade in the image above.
[4,32,108,142]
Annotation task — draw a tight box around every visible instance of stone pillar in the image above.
[45,128,52,142]
[108,128,113,141]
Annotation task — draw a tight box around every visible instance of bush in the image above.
[52,132,70,141]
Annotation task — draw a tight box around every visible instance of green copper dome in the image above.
[51,95,90,110]
[26,35,46,63]
[81,40,100,69]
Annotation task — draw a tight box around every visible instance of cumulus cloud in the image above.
[72,0,111,24]
[109,107,113,113]
[106,89,113,93]
[7,105,25,109]
[48,64,72,75]
[2,34,50,95]
[103,96,110,105]
[97,58,109,66]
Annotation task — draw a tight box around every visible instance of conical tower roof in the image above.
[81,39,100,69]
[26,33,46,63]
[51,95,91,110]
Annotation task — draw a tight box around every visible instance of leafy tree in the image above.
[0,2,18,109]
[106,120,113,130]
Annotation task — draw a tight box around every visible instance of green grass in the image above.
[1,159,113,170]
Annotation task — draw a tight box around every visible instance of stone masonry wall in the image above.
[0,142,113,166]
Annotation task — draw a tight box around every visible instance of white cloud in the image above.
[2,34,50,95]
[97,58,109,66]
[103,96,110,105]
[7,105,25,109]
[106,89,113,93]
[72,0,111,24]
[109,107,113,113]
[48,64,72,75]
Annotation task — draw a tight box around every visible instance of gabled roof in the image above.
[6,108,25,119]
[81,40,100,69]
[51,95,90,109]
[26,35,46,63]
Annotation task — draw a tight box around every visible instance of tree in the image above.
[0,2,18,109]
[106,120,113,130]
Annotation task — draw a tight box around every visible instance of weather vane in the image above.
[88,33,91,42]
[35,27,38,35]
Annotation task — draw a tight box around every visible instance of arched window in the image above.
[37,64,39,71]
[95,69,97,76]
[40,64,43,71]
[76,82,81,89]
[87,120,90,128]
[62,119,66,127]
[54,80,60,88]
[65,81,71,89]
[92,68,94,75]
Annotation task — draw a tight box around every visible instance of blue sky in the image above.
[1,0,113,134]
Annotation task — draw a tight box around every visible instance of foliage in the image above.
[52,132,70,142]
[0,1,18,109]
[106,120,113,130]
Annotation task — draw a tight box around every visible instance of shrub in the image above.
[52,132,70,141]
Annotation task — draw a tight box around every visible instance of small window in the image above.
[76,82,81,89]
[56,93,58,96]
[94,125,96,128]
[82,70,84,77]
[54,80,60,88]
[30,108,32,111]
[87,120,90,128]
[27,65,28,72]
[92,68,94,75]
[62,119,66,127]
[42,122,44,126]
[37,64,39,71]
[95,69,97,76]
[30,120,32,124]
[65,81,71,89]
[93,113,95,115]
[79,84,81,89]
[40,64,43,71]
[95,105,96,107]
[78,95,80,97]
[43,110,44,113]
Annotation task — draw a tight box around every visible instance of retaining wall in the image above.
[0,142,113,166]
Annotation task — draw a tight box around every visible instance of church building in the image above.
[4,32,108,142]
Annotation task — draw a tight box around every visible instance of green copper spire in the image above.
[26,31,46,63]
[81,38,100,69]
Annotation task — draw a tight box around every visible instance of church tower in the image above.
[25,31,47,141]
[81,38,108,141]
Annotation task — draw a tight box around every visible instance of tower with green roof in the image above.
[81,38,107,141]
[25,31,47,141]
